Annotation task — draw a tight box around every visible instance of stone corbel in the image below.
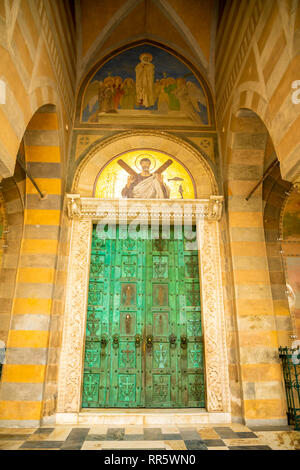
[293,181,300,193]
[207,196,224,222]
[66,194,81,218]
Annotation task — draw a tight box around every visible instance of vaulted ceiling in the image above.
[75,0,219,90]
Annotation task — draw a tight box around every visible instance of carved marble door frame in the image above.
[56,196,231,423]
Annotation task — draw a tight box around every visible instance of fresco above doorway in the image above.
[81,44,210,127]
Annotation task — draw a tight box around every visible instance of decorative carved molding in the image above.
[57,218,91,413]
[199,220,231,412]
[72,130,218,196]
[66,195,224,222]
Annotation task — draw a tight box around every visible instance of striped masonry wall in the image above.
[0,105,63,427]
[226,110,287,426]
[0,0,74,179]
[262,163,294,346]
[217,0,300,184]
[219,215,244,422]
[41,202,71,423]
[0,161,26,348]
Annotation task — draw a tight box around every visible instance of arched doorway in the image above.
[56,131,231,424]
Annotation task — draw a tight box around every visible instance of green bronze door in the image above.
[82,224,205,408]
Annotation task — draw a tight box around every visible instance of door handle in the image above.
[180,335,188,349]
[146,334,153,349]
[135,334,142,347]
[100,334,108,348]
[169,334,177,347]
[112,334,119,348]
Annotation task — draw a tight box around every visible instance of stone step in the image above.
[56,410,231,425]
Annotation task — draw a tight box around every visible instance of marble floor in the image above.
[0,423,299,450]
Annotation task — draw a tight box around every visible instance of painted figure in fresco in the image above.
[121,157,170,199]
[113,76,124,110]
[175,78,203,124]
[165,77,180,111]
[135,53,155,107]
[186,81,207,114]
[120,78,136,109]
[99,77,116,113]
[157,77,169,114]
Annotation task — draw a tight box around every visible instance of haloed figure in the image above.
[121,158,170,199]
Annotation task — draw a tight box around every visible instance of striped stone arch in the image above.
[0,104,65,427]
[225,104,289,426]
[262,163,294,341]
[0,160,25,353]
[72,130,219,199]
[231,87,270,128]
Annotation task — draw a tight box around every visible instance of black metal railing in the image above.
[279,346,300,430]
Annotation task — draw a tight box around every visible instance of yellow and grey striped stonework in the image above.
[0,106,62,427]
[226,111,288,426]
[263,163,294,343]
[0,161,26,348]
[217,0,300,183]
[0,0,74,179]
[219,217,244,422]
[41,204,71,424]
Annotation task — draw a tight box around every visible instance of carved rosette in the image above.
[198,219,230,413]
[57,218,92,413]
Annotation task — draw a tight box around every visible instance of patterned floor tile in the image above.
[213,427,238,439]
[196,428,220,439]
[164,440,187,450]
[88,425,109,434]
[202,439,226,447]
[125,426,144,435]
[255,431,300,450]
[81,441,103,450]
[0,428,35,435]
[0,434,30,441]
[228,445,272,450]
[86,434,107,441]
[162,433,183,440]
[184,440,207,450]
[229,424,252,432]
[0,440,24,450]
[27,429,56,441]
[235,432,258,439]
[106,428,125,440]
[207,447,229,450]
[124,435,145,441]
[144,428,163,440]
[47,427,72,441]
[0,424,298,450]
[223,438,267,447]
[161,426,180,433]
[179,429,203,440]
[100,440,167,449]
[20,441,64,449]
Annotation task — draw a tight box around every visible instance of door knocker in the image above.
[169,334,177,347]
[180,335,188,349]
[135,334,142,347]
[146,335,153,349]
[113,334,119,348]
[100,334,108,348]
